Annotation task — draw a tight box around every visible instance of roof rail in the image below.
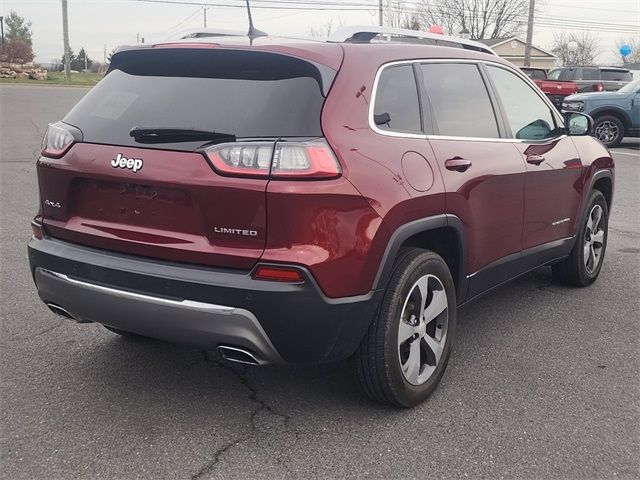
[327,25,496,56]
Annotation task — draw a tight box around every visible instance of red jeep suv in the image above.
[28,27,614,407]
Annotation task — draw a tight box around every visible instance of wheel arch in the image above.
[593,175,613,210]
[577,169,614,230]
[373,215,468,304]
[590,107,631,132]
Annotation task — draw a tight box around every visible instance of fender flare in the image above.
[372,214,469,304]
[578,169,614,225]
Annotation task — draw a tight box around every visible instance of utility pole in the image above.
[204,7,207,28]
[378,0,383,26]
[0,16,4,50]
[524,0,535,67]
[61,0,71,84]
[103,44,106,64]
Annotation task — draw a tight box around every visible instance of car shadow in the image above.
[63,265,571,420]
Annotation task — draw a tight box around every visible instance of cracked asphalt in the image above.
[1,85,639,479]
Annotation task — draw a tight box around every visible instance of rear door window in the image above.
[579,68,600,81]
[64,49,333,150]
[420,63,500,138]
[486,65,558,140]
[373,64,422,134]
[556,69,576,81]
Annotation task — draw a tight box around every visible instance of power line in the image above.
[129,0,640,34]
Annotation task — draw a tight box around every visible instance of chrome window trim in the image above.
[426,134,568,143]
[368,58,565,142]
[369,62,427,139]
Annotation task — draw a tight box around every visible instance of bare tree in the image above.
[551,32,599,67]
[614,38,640,65]
[401,15,421,31]
[386,1,421,30]
[3,38,34,63]
[308,18,345,38]
[417,0,528,39]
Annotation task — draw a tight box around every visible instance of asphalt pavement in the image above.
[1,84,639,479]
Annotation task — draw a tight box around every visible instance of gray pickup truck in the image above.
[548,66,632,92]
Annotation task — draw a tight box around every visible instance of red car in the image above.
[521,67,579,111]
[29,26,614,407]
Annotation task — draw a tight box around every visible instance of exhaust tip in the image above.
[46,303,75,320]
[45,303,91,323]
[217,345,263,365]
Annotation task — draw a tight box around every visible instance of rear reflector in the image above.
[252,266,304,283]
[31,218,44,240]
[204,139,341,180]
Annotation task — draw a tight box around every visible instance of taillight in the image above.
[41,122,81,158]
[252,265,304,283]
[204,139,341,180]
[272,141,341,179]
[206,142,274,178]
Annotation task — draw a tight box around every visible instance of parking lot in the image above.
[1,84,638,479]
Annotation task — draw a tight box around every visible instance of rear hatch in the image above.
[37,45,338,269]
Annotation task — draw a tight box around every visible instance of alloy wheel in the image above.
[595,120,619,145]
[584,204,605,274]
[397,274,448,386]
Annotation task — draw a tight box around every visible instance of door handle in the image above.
[444,157,472,172]
[526,154,545,165]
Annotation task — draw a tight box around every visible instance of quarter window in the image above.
[486,65,558,141]
[373,65,422,134]
[601,69,632,81]
[420,63,499,138]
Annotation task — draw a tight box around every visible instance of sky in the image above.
[2,0,639,65]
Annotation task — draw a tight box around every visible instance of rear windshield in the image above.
[64,48,334,150]
[601,69,632,81]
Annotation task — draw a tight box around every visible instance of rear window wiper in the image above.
[129,127,236,144]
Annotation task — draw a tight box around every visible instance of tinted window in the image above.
[548,69,561,80]
[579,68,599,80]
[373,65,422,133]
[601,69,632,81]
[486,65,557,140]
[421,63,499,138]
[557,68,580,82]
[522,68,546,80]
[64,49,331,150]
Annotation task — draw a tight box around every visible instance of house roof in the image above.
[476,38,509,47]
[476,36,556,58]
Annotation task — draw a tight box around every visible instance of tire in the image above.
[593,115,624,148]
[352,248,457,408]
[552,190,608,287]
[103,325,145,338]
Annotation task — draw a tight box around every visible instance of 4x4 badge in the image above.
[111,153,143,173]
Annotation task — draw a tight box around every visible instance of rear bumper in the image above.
[28,236,382,364]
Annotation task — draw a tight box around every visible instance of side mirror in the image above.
[374,112,391,126]
[564,112,593,136]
